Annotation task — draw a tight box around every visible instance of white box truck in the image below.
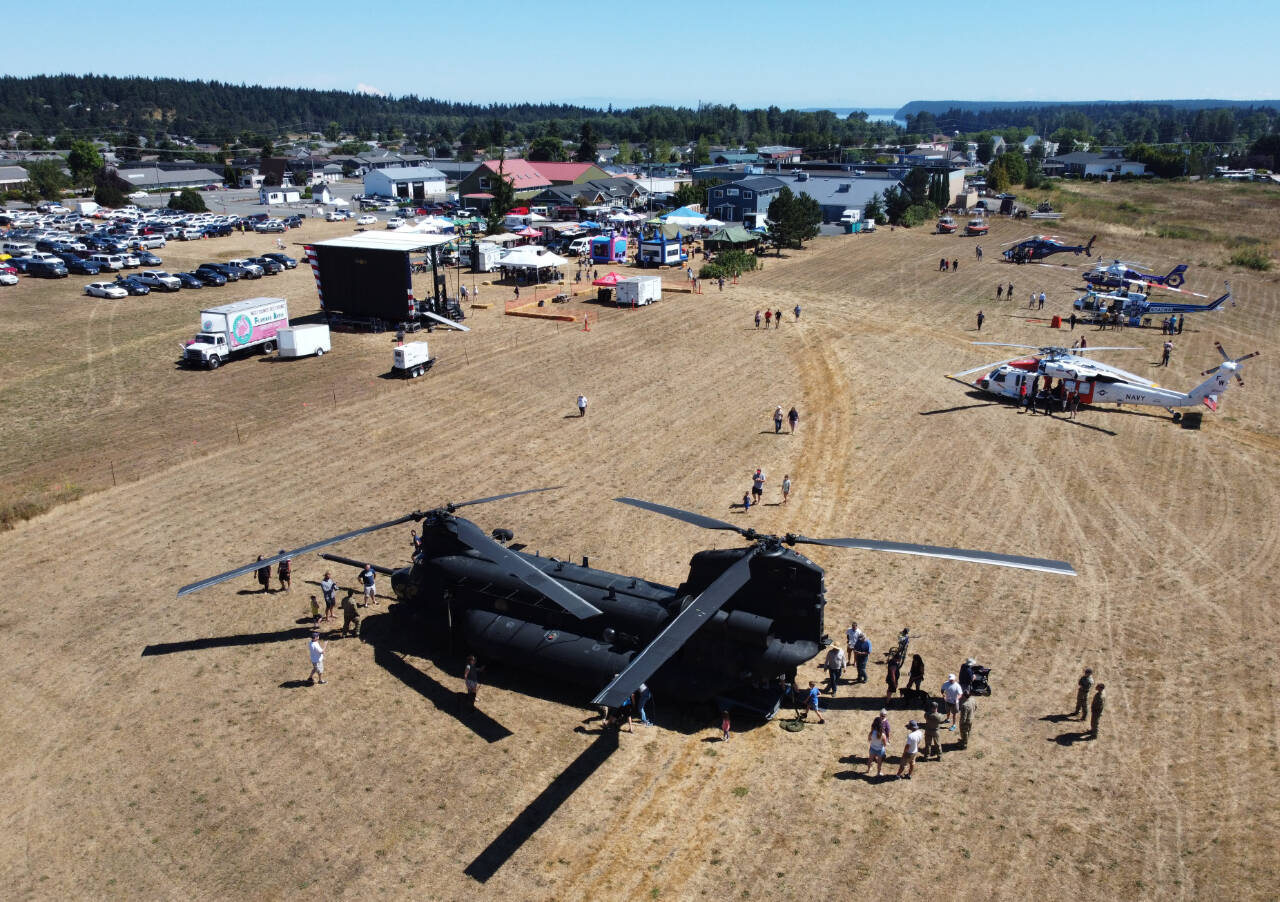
[615,275,662,307]
[180,297,290,369]
[392,341,434,378]
[277,324,331,358]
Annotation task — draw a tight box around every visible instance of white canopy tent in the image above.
[500,245,568,269]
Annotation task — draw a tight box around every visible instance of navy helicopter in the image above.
[1002,234,1096,263]
[1083,260,1192,292]
[179,490,1075,716]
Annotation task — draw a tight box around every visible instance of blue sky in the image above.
[6,0,1278,110]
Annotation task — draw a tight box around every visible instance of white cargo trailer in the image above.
[615,275,662,307]
[392,341,435,378]
[277,324,332,358]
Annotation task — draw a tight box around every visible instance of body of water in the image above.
[805,107,906,127]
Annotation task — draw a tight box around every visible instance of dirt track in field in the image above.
[2,186,1279,900]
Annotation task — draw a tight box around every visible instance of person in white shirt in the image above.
[941,674,963,729]
[824,645,846,695]
[896,720,925,779]
[307,632,326,684]
[845,622,864,663]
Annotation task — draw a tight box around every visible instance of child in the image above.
[309,594,321,625]
[721,710,731,742]
[743,491,751,512]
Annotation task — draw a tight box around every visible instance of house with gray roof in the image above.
[109,165,225,191]
[1047,151,1147,178]
[0,165,29,189]
[772,172,904,223]
[707,176,784,222]
[364,166,448,199]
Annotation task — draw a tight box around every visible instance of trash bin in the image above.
[1050,315,1062,328]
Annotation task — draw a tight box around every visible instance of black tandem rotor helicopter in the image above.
[180,488,1075,717]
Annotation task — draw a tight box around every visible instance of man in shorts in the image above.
[340,592,361,637]
[896,720,924,779]
[941,673,963,729]
[320,571,338,622]
[359,563,377,605]
[307,631,326,684]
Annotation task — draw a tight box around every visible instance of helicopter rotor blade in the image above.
[592,549,759,709]
[449,486,564,511]
[613,497,750,537]
[1214,341,1230,362]
[788,535,1076,576]
[451,517,603,619]
[951,356,1025,379]
[970,342,1042,351]
[177,512,423,596]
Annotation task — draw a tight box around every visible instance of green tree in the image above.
[863,191,884,224]
[576,121,596,162]
[93,172,127,208]
[693,136,711,165]
[485,158,516,235]
[168,187,208,213]
[616,140,633,164]
[24,160,70,200]
[903,167,930,205]
[324,121,341,142]
[767,186,822,250]
[528,136,568,162]
[67,140,104,187]
[986,159,1011,194]
[927,172,951,209]
[673,179,715,209]
[976,136,995,165]
[260,138,275,159]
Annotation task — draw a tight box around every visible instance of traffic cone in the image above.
[582,314,590,332]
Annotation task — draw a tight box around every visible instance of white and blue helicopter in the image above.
[951,341,1259,422]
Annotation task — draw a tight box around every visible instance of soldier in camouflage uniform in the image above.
[1072,667,1094,719]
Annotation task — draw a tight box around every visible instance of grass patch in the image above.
[1228,246,1273,271]
[1150,224,1215,241]
[0,484,84,531]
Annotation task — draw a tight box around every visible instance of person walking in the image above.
[885,655,900,702]
[764,309,772,328]
[853,633,871,683]
[718,276,724,292]
[896,720,924,779]
[845,621,864,663]
[958,691,976,748]
[577,393,588,416]
[307,631,326,684]
[923,701,947,760]
[720,709,731,742]
[340,591,360,637]
[1038,291,1046,310]
[781,474,791,504]
[1007,282,1014,299]
[774,405,784,434]
[754,309,762,329]
[952,258,959,273]
[359,563,377,605]
[750,468,766,505]
[803,681,825,723]
[1176,313,1184,335]
[320,571,337,622]
[256,555,272,593]
[635,682,653,725]
[1072,667,1095,719]
[774,309,782,328]
[824,644,846,695]
[996,284,1003,300]
[941,674,963,729]
[793,304,801,322]
[975,245,983,262]
[865,712,889,776]
[1088,683,1106,738]
[1160,340,1172,367]
[1069,312,1077,330]
[976,309,985,331]
[463,655,484,711]
[787,406,799,434]
[277,553,292,593]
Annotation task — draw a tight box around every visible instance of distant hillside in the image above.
[896,99,1280,118]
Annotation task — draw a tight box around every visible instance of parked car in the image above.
[246,256,283,275]
[85,280,129,298]
[112,274,151,295]
[386,217,404,229]
[356,214,377,225]
[135,250,163,266]
[190,268,227,286]
[130,234,166,249]
[253,219,285,233]
[57,255,101,275]
[196,263,240,282]
[175,272,205,289]
[262,252,297,269]
[282,215,302,228]
[222,262,259,280]
[181,227,204,241]
[119,252,141,268]
[25,259,69,278]
[0,271,17,286]
[135,270,182,291]
[228,257,265,277]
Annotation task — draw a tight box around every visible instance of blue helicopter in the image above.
[1073,281,1231,327]
[1083,260,1190,291]
[1002,234,1096,263]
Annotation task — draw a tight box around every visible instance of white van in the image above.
[568,237,592,256]
[89,253,125,271]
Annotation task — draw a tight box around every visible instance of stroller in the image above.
[968,665,993,696]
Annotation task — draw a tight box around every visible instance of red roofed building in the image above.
[526,161,610,185]
[457,158,553,202]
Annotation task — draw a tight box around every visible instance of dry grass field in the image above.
[2,185,1279,901]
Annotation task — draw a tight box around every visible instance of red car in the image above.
[0,261,16,275]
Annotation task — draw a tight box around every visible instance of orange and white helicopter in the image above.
[950,341,1259,421]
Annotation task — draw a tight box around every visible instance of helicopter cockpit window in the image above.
[991,371,1006,383]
